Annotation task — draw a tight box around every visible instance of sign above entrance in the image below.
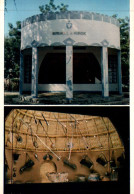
[66,21,72,29]
[52,20,86,36]
[52,32,86,35]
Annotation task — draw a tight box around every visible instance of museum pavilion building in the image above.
[20,11,122,99]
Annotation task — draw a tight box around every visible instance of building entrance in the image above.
[38,51,101,85]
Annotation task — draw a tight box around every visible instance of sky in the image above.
[4,0,130,36]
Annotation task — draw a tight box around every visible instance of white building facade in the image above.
[20,11,122,99]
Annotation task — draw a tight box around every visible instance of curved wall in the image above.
[21,11,120,50]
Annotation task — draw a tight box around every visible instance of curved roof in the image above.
[21,11,120,28]
[5,109,124,153]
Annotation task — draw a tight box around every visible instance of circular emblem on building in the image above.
[66,21,72,29]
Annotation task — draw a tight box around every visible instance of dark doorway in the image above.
[38,53,66,84]
[38,51,101,84]
[73,53,101,84]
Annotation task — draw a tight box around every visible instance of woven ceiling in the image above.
[5,109,124,153]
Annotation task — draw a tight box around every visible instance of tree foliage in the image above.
[112,14,129,86]
[4,21,21,90]
[119,17,129,86]
[39,0,69,14]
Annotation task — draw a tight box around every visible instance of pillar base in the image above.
[66,98,73,103]
[31,97,39,103]
[102,96,109,99]
[31,95,38,98]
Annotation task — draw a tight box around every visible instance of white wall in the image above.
[23,83,118,92]
[21,19,120,49]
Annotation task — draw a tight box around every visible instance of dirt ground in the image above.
[4,91,129,105]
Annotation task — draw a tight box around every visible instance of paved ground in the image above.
[4,91,129,105]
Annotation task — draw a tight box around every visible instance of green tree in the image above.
[119,17,129,86]
[4,21,21,90]
[113,14,129,87]
[39,0,69,14]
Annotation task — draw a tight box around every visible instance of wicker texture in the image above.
[5,109,124,152]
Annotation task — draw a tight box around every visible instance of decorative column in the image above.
[31,46,38,98]
[66,46,73,100]
[19,51,24,95]
[117,50,122,95]
[101,47,109,97]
